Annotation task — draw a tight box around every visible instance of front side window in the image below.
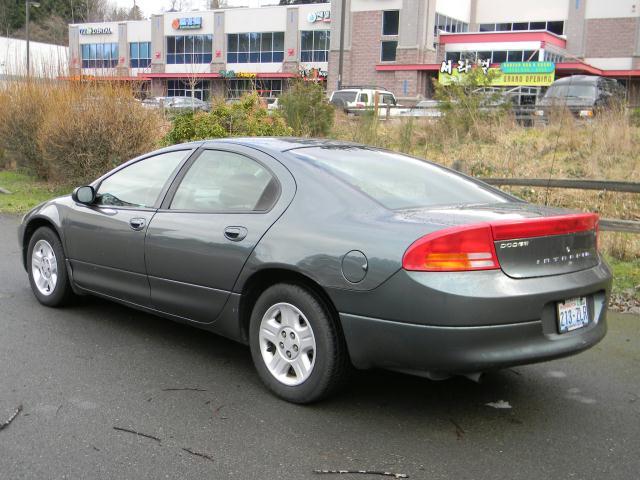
[171,150,278,211]
[227,32,285,63]
[81,43,119,68]
[96,150,190,208]
[167,35,213,64]
[381,41,397,62]
[300,30,330,62]
[382,10,399,36]
[130,42,151,68]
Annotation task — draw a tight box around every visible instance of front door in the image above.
[64,149,193,306]
[145,146,291,323]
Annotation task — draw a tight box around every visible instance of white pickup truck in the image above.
[329,88,409,117]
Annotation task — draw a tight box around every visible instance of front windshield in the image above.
[544,84,597,100]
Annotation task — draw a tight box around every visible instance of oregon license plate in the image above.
[557,297,589,333]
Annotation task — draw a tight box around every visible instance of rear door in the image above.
[145,145,295,323]
[64,148,194,306]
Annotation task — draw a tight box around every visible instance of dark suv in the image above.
[535,75,624,120]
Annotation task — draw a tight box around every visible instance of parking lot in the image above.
[0,214,638,480]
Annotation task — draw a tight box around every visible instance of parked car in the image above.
[535,75,624,120]
[142,96,211,112]
[399,99,443,117]
[266,97,279,111]
[19,138,611,403]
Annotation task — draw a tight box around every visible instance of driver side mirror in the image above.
[72,186,96,205]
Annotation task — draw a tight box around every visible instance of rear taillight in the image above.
[402,213,599,272]
[491,213,598,241]
[402,224,499,272]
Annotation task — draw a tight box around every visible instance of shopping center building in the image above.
[67,0,640,102]
[329,0,640,101]
[68,3,331,99]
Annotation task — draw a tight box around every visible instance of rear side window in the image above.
[96,150,190,208]
[359,93,368,103]
[170,150,278,211]
[331,91,357,103]
[290,147,509,210]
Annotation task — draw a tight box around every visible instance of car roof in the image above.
[551,75,602,85]
[199,137,362,154]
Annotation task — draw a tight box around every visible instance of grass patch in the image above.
[605,255,640,294]
[0,170,71,214]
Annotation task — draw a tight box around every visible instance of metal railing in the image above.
[479,177,640,233]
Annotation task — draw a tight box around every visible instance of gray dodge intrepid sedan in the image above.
[19,138,611,403]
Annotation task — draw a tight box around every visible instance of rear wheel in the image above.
[27,227,73,307]
[249,283,349,403]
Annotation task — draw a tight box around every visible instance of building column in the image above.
[68,25,80,77]
[284,7,300,74]
[116,22,129,77]
[151,14,165,73]
[211,11,226,73]
[565,0,587,59]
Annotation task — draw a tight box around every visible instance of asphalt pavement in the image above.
[0,214,638,480]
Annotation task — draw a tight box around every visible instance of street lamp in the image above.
[25,1,40,78]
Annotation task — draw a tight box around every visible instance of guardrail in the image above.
[479,177,640,234]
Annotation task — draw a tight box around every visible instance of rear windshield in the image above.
[544,84,597,100]
[331,91,358,102]
[290,147,509,210]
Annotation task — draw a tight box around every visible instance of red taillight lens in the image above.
[402,224,499,272]
[491,213,597,241]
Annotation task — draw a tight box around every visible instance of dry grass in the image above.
[331,108,640,260]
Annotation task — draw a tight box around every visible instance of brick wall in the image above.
[326,10,423,99]
[585,17,638,57]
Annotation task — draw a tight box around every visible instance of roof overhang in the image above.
[438,31,566,49]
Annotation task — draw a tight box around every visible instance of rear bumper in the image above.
[340,292,607,373]
[334,260,611,373]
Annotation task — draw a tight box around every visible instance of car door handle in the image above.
[129,217,146,231]
[224,226,247,242]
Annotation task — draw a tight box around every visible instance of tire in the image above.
[249,283,349,404]
[27,226,73,307]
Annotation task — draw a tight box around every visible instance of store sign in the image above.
[172,17,202,30]
[219,70,256,79]
[500,61,555,74]
[299,66,327,80]
[307,10,330,23]
[439,61,555,86]
[79,26,113,35]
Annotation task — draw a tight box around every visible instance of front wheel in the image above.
[249,283,349,403]
[27,226,73,307]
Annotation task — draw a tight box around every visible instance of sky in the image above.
[113,0,255,16]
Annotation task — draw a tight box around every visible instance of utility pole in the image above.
[337,0,346,90]
[25,1,40,78]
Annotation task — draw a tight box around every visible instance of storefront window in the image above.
[478,21,564,35]
[300,30,330,62]
[167,35,213,64]
[81,43,118,68]
[434,13,469,36]
[227,32,284,63]
[130,42,151,68]
[226,79,282,99]
[445,50,540,63]
[167,79,211,100]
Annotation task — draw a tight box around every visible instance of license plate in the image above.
[557,297,589,333]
